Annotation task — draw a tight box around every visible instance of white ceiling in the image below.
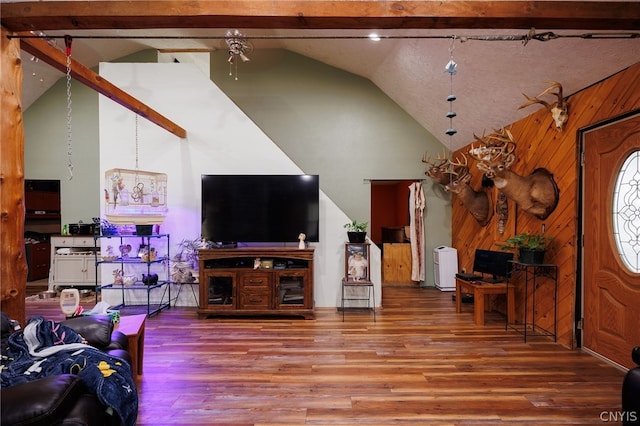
[20,27,640,150]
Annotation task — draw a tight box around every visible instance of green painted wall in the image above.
[211,49,444,221]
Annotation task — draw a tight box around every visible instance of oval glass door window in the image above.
[612,150,640,273]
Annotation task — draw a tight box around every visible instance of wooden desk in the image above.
[115,314,146,379]
[455,278,514,326]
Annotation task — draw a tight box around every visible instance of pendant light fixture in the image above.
[225,29,252,80]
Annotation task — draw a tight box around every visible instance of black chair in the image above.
[622,346,640,425]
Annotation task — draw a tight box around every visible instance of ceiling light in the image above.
[368,33,381,42]
[225,29,252,80]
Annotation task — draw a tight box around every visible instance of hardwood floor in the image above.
[25,285,625,425]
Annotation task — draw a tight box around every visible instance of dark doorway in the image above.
[371,180,417,286]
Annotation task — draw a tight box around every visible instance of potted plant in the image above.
[171,238,206,282]
[344,220,368,243]
[499,232,553,264]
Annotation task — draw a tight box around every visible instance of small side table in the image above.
[115,314,146,379]
[341,242,375,321]
[341,278,376,322]
[508,261,558,342]
[173,280,199,306]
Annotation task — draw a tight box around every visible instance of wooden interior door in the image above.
[582,112,640,369]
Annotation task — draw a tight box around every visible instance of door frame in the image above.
[577,108,640,352]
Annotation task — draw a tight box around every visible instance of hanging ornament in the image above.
[444,36,458,157]
[444,36,458,137]
[496,192,509,235]
[444,59,457,75]
[443,36,459,189]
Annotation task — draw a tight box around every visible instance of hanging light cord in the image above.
[134,113,142,194]
[135,114,139,171]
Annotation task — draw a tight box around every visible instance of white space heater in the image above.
[433,246,458,291]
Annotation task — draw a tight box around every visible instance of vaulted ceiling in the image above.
[3,1,639,150]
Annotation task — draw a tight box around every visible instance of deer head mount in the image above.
[422,152,493,226]
[422,151,454,186]
[519,81,569,132]
[469,128,559,220]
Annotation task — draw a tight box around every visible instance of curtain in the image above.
[408,181,426,282]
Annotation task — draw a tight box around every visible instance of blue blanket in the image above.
[1,316,138,426]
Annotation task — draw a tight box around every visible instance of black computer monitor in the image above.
[473,249,514,282]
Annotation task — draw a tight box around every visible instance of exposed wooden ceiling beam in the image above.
[20,35,187,139]
[2,1,639,31]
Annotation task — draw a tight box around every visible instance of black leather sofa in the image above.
[623,346,640,425]
[1,314,133,426]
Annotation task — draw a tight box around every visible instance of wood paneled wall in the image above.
[452,62,640,349]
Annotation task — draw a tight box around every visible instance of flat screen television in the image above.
[201,174,320,244]
[473,249,514,282]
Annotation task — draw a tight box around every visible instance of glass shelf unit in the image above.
[94,234,171,317]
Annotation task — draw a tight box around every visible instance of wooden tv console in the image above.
[198,247,315,319]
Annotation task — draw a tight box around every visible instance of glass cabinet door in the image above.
[207,273,234,306]
[277,271,306,306]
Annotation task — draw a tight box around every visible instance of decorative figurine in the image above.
[113,269,124,285]
[119,244,132,258]
[123,275,136,286]
[298,233,306,249]
[140,247,149,262]
[348,251,368,281]
[254,257,261,269]
[110,172,125,207]
[104,245,116,261]
[142,273,158,286]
